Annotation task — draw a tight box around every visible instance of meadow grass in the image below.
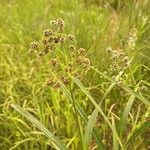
[0,0,150,149]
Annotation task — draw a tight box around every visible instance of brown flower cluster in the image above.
[29,18,91,89]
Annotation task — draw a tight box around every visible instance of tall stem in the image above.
[70,84,84,150]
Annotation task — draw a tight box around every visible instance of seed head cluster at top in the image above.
[29,18,91,89]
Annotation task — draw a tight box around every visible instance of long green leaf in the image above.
[83,109,98,150]
[10,103,67,150]
[119,94,135,139]
[92,67,150,106]
[112,115,119,150]
[72,77,123,149]
[59,82,105,150]
[83,71,124,150]
[125,121,150,147]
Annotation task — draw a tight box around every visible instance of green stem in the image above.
[70,85,84,150]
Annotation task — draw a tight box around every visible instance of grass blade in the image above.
[10,103,67,150]
[83,109,98,150]
[72,77,123,149]
[9,138,38,150]
[83,71,124,150]
[125,121,150,147]
[112,115,119,150]
[59,82,105,150]
[92,67,150,106]
[119,94,135,139]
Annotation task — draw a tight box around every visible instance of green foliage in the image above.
[0,0,150,150]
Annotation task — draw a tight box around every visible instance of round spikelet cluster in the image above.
[29,18,91,89]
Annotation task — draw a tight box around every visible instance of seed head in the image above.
[44,49,49,54]
[71,52,75,57]
[43,29,53,37]
[122,63,129,70]
[30,42,38,49]
[82,58,91,71]
[28,49,33,54]
[42,39,49,45]
[38,52,44,57]
[50,20,57,26]
[119,51,125,58]
[57,18,65,28]
[64,67,72,72]
[51,59,57,67]
[106,47,112,54]
[52,82,60,89]
[111,50,120,59]
[74,72,83,80]
[78,48,86,55]
[68,62,73,67]
[60,76,69,85]
[76,56,83,64]
[47,79,55,86]
[83,58,90,65]
[48,37,54,43]
[57,18,65,32]
[69,45,76,51]
[44,45,51,53]
[110,63,119,71]
[60,37,66,43]
[123,56,129,63]
[54,36,60,43]
[67,34,75,41]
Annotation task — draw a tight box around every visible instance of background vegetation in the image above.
[0,0,150,149]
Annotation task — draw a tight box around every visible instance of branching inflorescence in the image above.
[106,47,130,74]
[29,18,91,88]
